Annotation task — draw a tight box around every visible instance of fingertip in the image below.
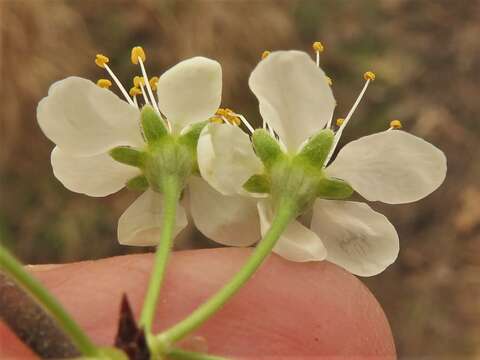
[28,249,396,358]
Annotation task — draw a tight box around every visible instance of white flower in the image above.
[37,54,240,246]
[197,50,446,276]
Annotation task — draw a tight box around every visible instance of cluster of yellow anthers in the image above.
[94,46,161,114]
[210,108,242,126]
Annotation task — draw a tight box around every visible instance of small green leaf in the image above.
[141,105,168,143]
[126,175,149,191]
[243,174,271,193]
[109,146,145,167]
[252,129,284,169]
[317,176,354,200]
[297,129,334,168]
[178,121,208,151]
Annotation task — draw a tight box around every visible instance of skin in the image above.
[0,248,396,359]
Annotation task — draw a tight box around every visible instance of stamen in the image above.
[130,46,146,65]
[132,76,151,105]
[312,41,324,67]
[235,113,255,134]
[133,76,145,88]
[209,116,223,124]
[212,108,254,133]
[149,76,159,91]
[261,51,270,60]
[94,54,109,68]
[363,71,376,81]
[129,87,142,97]
[388,119,402,131]
[224,108,241,126]
[95,53,134,105]
[326,112,334,130]
[325,76,333,86]
[215,108,227,116]
[336,118,345,126]
[96,79,112,89]
[133,46,161,115]
[325,71,376,165]
[138,82,151,106]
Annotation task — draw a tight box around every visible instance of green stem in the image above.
[153,199,297,351]
[139,176,180,333]
[167,348,228,360]
[0,244,98,357]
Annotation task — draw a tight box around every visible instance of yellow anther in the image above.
[209,116,223,124]
[133,76,145,88]
[149,76,159,91]
[224,108,241,126]
[363,71,376,81]
[131,46,146,65]
[325,76,333,86]
[312,41,324,53]
[215,108,227,116]
[129,86,142,97]
[336,118,345,126]
[261,51,271,60]
[94,54,109,68]
[213,108,241,125]
[390,119,402,129]
[96,79,112,89]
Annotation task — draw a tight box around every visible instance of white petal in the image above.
[248,50,335,152]
[327,130,447,204]
[197,123,263,196]
[189,176,260,247]
[257,201,327,262]
[157,57,222,130]
[51,147,140,197]
[311,200,399,277]
[118,190,188,246]
[37,77,144,156]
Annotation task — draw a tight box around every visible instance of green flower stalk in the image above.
[0,244,103,358]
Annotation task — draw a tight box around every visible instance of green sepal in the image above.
[141,105,168,143]
[297,129,334,169]
[109,146,145,168]
[252,129,284,169]
[178,121,208,151]
[317,176,354,200]
[243,174,271,194]
[126,175,149,191]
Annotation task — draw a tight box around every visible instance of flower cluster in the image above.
[37,46,446,277]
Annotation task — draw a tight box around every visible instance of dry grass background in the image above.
[1,0,479,358]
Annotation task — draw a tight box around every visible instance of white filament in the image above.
[325,79,372,165]
[138,57,161,114]
[103,64,135,106]
[236,114,255,134]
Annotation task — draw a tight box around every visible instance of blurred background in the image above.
[1,0,479,357]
